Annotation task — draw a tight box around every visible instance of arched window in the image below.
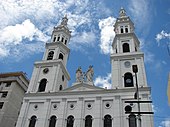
[62,75,65,81]
[125,26,128,33]
[104,115,112,127]
[47,51,54,60]
[124,72,134,87]
[66,115,74,127]
[49,115,57,127]
[58,53,64,60]
[65,40,67,45]
[53,36,56,42]
[85,115,92,127]
[29,115,37,127]
[129,114,137,127]
[59,85,63,91]
[38,78,47,92]
[61,37,64,42]
[57,36,60,41]
[120,26,124,33]
[123,43,130,53]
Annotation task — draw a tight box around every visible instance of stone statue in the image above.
[76,66,83,82]
[86,65,94,82]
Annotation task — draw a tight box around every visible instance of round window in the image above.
[34,105,38,110]
[105,102,111,109]
[70,104,75,109]
[43,68,49,74]
[87,103,92,109]
[53,104,58,109]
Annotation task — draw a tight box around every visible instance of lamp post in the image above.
[132,65,141,127]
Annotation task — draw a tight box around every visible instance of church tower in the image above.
[27,15,71,93]
[16,16,71,127]
[111,8,147,89]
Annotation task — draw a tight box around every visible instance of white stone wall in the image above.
[16,87,153,127]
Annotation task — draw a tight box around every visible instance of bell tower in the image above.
[111,8,147,89]
[27,15,71,93]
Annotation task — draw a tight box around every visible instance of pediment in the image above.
[63,82,104,92]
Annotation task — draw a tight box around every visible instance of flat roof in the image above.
[0,71,29,83]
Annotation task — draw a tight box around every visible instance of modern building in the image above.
[16,8,154,127]
[0,72,29,127]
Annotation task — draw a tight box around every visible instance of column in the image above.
[94,96,102,127]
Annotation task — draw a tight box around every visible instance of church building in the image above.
[16,8,154,127]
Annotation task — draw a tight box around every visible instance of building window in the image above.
[57,36,60,41]
[61,37,64,42]
[1,92,8,98]
[49,115,57,127]
[5,81,11,87]
[65,40,67,45]
[53,36,56,42]
[0,102,4,109]
[85,115,92,127]
[129,114,137,127]
[120,26,124,33]
[124,72,134,87]
[66,115,74,127]
[58,53,64,60]
[28,115,37,127]
[59,85,63,91]
[62,75,64,81]
[125,26,128,33]
[104,115,112,127]
[38,78,47,92]
[123,43,130,53]
[47,51,54,60]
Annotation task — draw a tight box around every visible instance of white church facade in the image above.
[16,8,154,127]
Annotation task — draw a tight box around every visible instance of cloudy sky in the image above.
[0,0,170,126]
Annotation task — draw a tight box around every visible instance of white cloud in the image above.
[98,17,116,54]
[0,19,48,58]
[94,73,112,89]
[0,0,114,59]
[160,118,170,127]
[156,30,170,43]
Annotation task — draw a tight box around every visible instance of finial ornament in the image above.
[61,14,68,26]
[119,7,126,17]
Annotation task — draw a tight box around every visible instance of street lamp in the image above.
[132,65,141,127]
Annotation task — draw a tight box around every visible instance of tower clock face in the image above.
[124,61,131,68]
[126,79,132,83]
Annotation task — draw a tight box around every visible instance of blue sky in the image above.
[0,0,170,126]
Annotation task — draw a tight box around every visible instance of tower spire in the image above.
[61,14,68,26]
[119,7,127,18]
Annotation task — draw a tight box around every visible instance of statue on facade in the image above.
[76,66,83,82]
[86,65,94,82]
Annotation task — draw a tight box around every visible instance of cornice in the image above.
[25,87,151,98]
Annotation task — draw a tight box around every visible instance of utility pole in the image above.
[124,65,153,127]
[132,65,141,127]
